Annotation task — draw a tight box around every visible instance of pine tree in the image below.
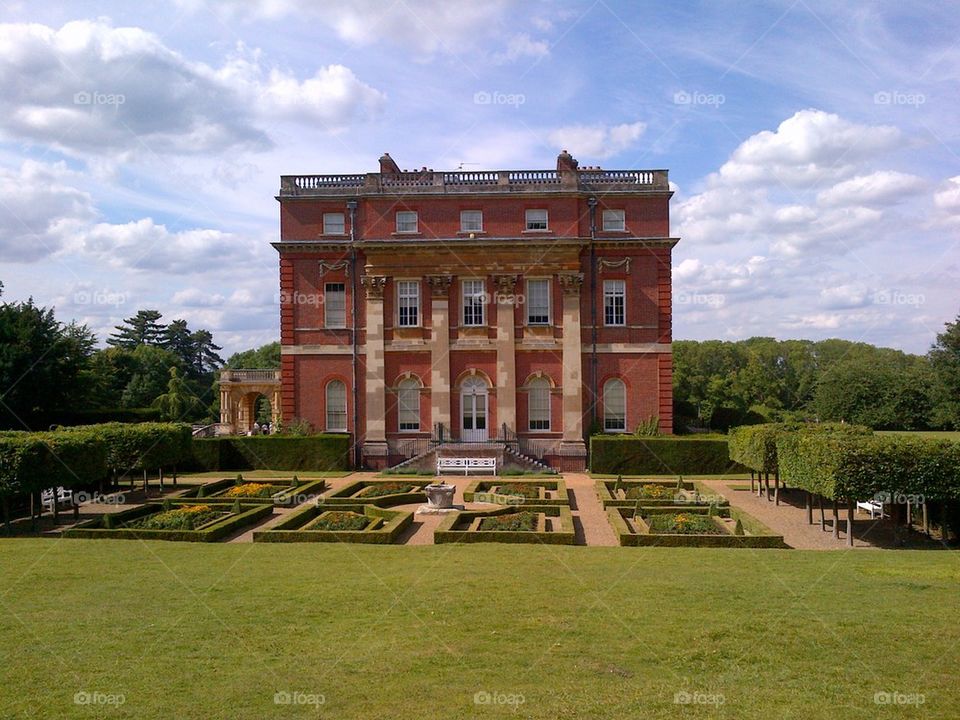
[107,310,164,347]
[163,319,196,368]
[190,329,224,373]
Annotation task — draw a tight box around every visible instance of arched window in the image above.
[527,377,551,431]
[397,378,420,431]
[603,378,626,432]
[325,380,347,431]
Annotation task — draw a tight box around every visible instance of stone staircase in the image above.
[388,442,556,475]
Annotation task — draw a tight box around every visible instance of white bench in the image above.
[436,457,497,476]
[856,499,885,519]
[41,486,73,512]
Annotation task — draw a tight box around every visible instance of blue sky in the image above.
[0,0,956,355]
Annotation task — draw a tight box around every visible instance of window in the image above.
[462,279,486,326]
[396,210,418,233]
[397,280,420,327]
[525,208,548,231]
[603,279,625,326]
[526,278,550,324]
[602,209,625,231]
[528,377,551,431]
[460,210,483,232]
[603,378,626,432]
[397,378,420,431]
[326,380,347,431]
[324,283,346,328]
[323,212,345,235]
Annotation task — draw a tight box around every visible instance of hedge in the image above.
[322,479,430,506]
[590,435,746,475]
[728,422,871,474]
[595,479,727,509]
[776,431,960,502]
[434,505,575,545]
[63,501,273,542]
[0,431,107,495]
[462,478,569,506]
[176,477,327,506]
[254,504,412,544]
[189,434,351,472]
[607,507,785,548]
[60,422,192,473]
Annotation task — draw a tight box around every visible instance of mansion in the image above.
[270,151,676,471]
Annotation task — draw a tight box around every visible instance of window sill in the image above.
[456,231,486,236]
[391,232,422,237]
[522,229,552,234]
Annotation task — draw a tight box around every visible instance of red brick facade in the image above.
[274,152,676,470]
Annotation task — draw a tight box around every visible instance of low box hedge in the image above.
[175,477,327,506]
[595,479,711,509]
[607,507,785,548]
[188,434,351,472]
[253,503,412,544]
[434,505,575,545]
[322,479,430,507]
[590,435,746,475]
[463,478,569,506]
[63,501,273,542]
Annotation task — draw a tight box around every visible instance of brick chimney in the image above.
[379,152,401,175]
[557,149,579,189]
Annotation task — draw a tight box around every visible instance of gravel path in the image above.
[564,473,618,546]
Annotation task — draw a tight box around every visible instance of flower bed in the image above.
[322,479,430,506]
[463,478,568,506]
[435,505,574,544]
[63,501,273,542]
[595,479,727,509]
[607,507,786,548]
[175,477,327,506]
[253,504,411,544]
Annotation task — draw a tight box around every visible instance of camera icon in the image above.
[73,91,92,105]
[673,90,692,105]
[473,91,492,105]
[873,91,891,105]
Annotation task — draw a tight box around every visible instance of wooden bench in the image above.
[856,499,885,519]
[436,457,497,476]
[41,486,73,512]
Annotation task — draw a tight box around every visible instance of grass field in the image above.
[2,541,958,718]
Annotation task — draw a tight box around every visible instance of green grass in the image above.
[177,469,350,482]
[1,541,958,719]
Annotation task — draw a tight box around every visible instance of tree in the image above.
[189,329,224,374]
[118,345,183,408]
[154,367,202,420]
[163,319,196,369]
[930,311,960,428]
[107,310,164,348]
[225,342,281,369]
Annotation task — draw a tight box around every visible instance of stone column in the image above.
[427,275,453,436]
[361,275,388,467]
[558,273,586,469]
[494,275,518,433]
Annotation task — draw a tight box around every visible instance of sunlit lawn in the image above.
[2,540,958,719]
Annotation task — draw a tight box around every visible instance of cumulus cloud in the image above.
[493,34,550,64]
[0,19,383,157]
[817,171,926,207]
[547,121,647,159]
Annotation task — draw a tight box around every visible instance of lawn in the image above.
[1,541,958,719]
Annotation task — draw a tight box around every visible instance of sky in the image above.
[0,0,957,356]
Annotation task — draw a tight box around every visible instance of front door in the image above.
[460,377,488,442]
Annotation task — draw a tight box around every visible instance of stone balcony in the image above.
[219,369,281,383]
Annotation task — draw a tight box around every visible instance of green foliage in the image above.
[634,415,660,437]
[356,482,415,498]
[60,422,191,472]
[0,430,107,495]
[306,511,372,532]
[590,436,745,475]
[189,435,352,471]
[729,422,872,474]
[492,483,542,499]
[734,519,744,536]
[108,310,165,348]
[646,513,724,535]
[225,342,281,370]
[65,502,273,542]
[153,367,203,420]
[127,504,223,530]
[479,511,538,532]
[930,312,960,429]
[256,504,412,543]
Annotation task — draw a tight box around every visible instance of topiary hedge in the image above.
[189,434,351,472]
[0,431,107,495]
[254,503,412,544]
[590,435,745,475]
[776,431,960,502]
[60,422,192,473]
[728,422,872,474]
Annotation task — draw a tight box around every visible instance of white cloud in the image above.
[493,34,550,64]
[547,121,646,160]
[817,171,926,207]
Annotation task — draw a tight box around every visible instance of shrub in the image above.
[61,422,191,473]
[646,513,724,535]
[306,511,371,532]
[729,422,871,474]
[357,482,414,498]
[479,511,538,532]
[223,482,279,499]
[492,483,541,499]
[127,504,223,531]
[189,434,351,471]
[590,435,745,475]
[625,483,674,500]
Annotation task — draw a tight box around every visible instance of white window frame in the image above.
[323,212,345,235]
[526,278,551,325]
[396,280,420,327]
[325,380,348,431]
[324,282,346,328]
[603,279,626,327]
[462,279,486,326]
[602,209,625,232]
[397,378,420,432]
[525,208,548,231]
[603,378,626,433]
[527,377,551,431]
[396,210,418,233]
[460,210,483,233]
